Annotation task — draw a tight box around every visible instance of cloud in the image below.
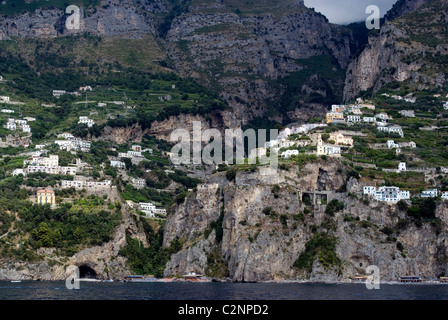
[304,0,397,24]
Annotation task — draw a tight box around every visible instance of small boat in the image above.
[10,280,21,283]
[399,276,423,283]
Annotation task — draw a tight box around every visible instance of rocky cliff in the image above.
[162,159,448,282]
[0,0,358,126]
[343,0,447,101]
[164,0,355,126]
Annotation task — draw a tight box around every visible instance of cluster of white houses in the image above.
[363,186,411,203]
[421,189,448,199]
[325,104,404,137]
[254,124,357,159]
[364,186,448,202]
[5,118,32,133]
[61,178,112,190]
[55,133,91,152]
[22,154,78,175]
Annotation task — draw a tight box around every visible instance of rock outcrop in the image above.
[162,159,448,282]
[343,0,446,101]
[0,188,148,281]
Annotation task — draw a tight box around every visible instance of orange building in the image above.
[37,189,56,208]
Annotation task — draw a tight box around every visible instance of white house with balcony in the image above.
[78,116,95,127]
[364,186,410,202]
[377,125,404,137]
[421,189,438,198]
[347,115,361,123]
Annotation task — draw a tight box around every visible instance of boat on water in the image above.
[10,280,21,283]
[182,272,211,283]
[78,278,101,282]
[399,276,423,283]
[123,275,157,283]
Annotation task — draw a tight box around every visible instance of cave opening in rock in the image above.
[78,265,97,279]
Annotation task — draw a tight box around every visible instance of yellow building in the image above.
[326,112,345,124]
[37,189,56,208]
[329,132,354,146]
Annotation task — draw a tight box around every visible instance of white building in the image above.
[399,110,415,118]
[132,178,146,189]
[61,179,111,190]
[363,117,377,123]
[399,190,411,200]
[1,109,14,113]
[363,186,376,195]
[442,191,448,200]
[57,133,75,140]
[398,162,407,172]
[387,140,399,149]
[377,126,404,137]
[376,113,390,121]
[281,150,299,158]
[52,90,66,98]
[25,154,59,167]
[78,116,95,127]
[110,160,126,169]
[25,165,77,176]
[421,189,438,198]
[331,105,346,113]
[22,124,31,133]
[6,121,16,131]
[364,186,410,202]
[0,96,10,102]
[119,150,142,159]
[375,187,401,203]
[12,169,24,176]
[347,115,361,123]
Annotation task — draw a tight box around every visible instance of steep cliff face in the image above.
[0,0,357,126]
[0,0,165,40]
[343,0,447,101]
[162,160,448,282]
[165,1,354,125]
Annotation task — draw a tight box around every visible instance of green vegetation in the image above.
[293,232,341,273]
[325,200,344,217]
[119,232,183,278]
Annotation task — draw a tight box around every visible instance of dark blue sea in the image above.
[1,281,448,300]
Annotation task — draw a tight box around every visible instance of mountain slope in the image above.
[343,0,447,101]
[0,0,359,127]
